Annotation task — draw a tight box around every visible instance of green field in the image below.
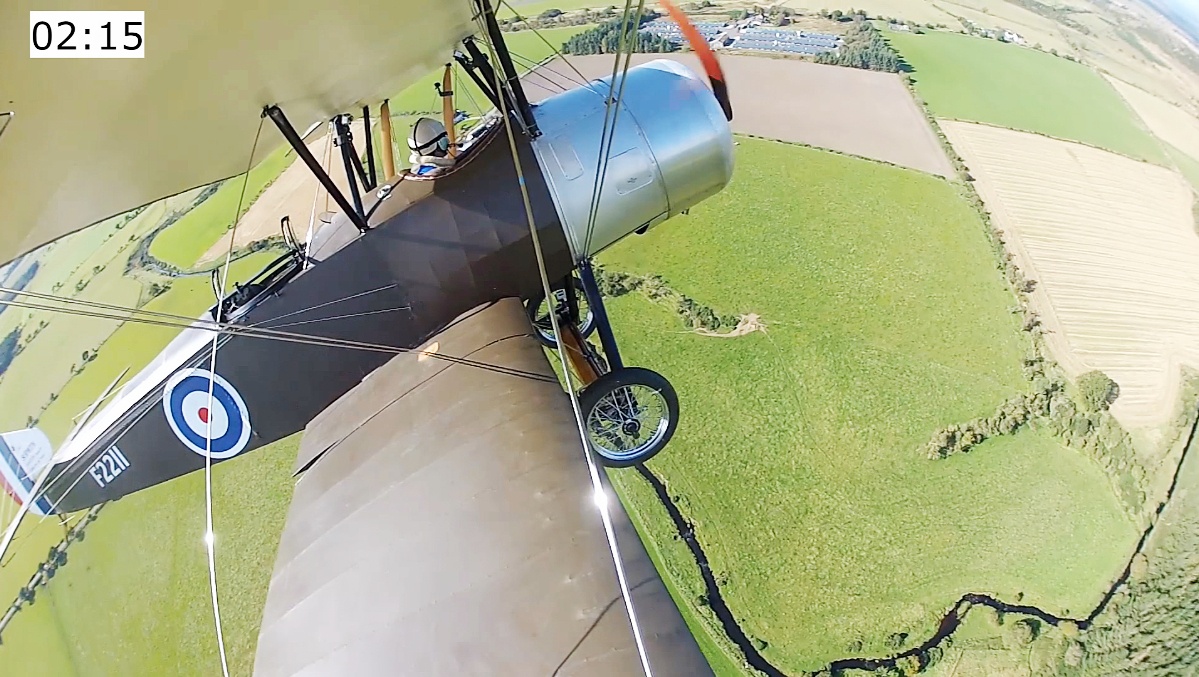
[0,199,194,433]
[147,147,292,271]
[4,438,298,677]
[888,30,1167,164]
[0,252,297,676]
[599,137,1137,671]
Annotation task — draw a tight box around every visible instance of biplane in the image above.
[0,0,735,673]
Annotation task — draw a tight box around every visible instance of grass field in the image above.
[148,147,292,270]
[599,137,1137,671]
[0,252,297,675]
[942,120,1199,431]
[0,199,195,433]
[887,31,1167,164]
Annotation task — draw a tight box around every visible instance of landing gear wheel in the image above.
[579,367,679,468]
[526,277,596,348]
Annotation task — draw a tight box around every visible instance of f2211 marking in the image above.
[88,446,130,488]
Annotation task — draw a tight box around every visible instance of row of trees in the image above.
[560,11,678,56]
[0,328,20,376]
[596,267,738,331]
[815,22,902,72]
[500,6,625,32]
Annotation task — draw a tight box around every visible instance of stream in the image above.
[634,401,1199,674]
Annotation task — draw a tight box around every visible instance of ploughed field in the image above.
[942,120,1199,432]
[528,53,955,177]
[599,137,1137,672]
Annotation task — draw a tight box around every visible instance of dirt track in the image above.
[525,53,954,177]
[197,120,371,265]
[943,120,1199,430]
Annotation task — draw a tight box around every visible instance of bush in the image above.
[1005,618,1039,647]
[1077,370,1119,412]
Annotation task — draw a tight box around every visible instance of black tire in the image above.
[525,277,597,348]
[578,367,679,468]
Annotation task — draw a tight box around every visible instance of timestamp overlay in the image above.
[29,11,144,59]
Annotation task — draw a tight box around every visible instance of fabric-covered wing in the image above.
[0,0,476,265]
[255,299,714,676]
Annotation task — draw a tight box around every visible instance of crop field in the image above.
[0,199,199,434]
[598,137,1136,671]
[942,120,1199,432]
[530,53,955,176]
[887,31,1167,163]
[1106,75,1199,166]
[148,146,293,270]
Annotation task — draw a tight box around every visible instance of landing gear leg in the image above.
[544,260,679,468]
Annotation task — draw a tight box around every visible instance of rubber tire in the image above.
[525,277,597,348]
[578,367,679,468]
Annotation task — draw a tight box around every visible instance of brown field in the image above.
[1106,75,1199,164]
[529,53,955,177]
[942,120,1199,431]
[197,120,370,265]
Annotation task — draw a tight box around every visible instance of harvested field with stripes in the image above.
[942,120,1199,431]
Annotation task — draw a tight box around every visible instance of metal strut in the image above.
[333,114,368,228]
[577,260,623,371]
[263,106,370,234]
[459,38,509,115]
[474,0,539,136]
[361,105,378,190]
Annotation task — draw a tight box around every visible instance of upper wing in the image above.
[0,0,476,265]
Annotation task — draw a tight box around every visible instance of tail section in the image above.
[0,428,55,516]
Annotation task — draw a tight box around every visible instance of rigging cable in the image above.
[582,0,646,258]
[303,122,334,268]
[498,0,592,86]
[0,296,556,383]
[474,9,655,675]
[202,116,266,677]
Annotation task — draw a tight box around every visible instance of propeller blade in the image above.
[660,0,733,121]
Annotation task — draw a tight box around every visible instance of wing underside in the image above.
[0,0,477,264]
[254,298,713,676]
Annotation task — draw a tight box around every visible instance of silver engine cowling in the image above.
[529,59,735,260]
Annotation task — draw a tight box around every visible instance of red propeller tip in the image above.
[660,0,733,121]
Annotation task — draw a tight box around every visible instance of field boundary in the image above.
[635,383,1199,675]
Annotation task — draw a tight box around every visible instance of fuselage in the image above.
[41,59,734,512]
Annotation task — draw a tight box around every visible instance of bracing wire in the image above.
[454,62,486,116]
[582,0,647,258]
[507,52,570,93]
[203,116,266,677]
[0,295,557,383]
[474,9,655,676]
[498,0,591,86]
[303,122,334,267]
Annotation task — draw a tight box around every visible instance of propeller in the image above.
[660,0,733,121]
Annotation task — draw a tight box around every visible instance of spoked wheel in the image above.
[526,277,596,348]
[578,367,679,468]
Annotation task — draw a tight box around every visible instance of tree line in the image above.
[815,21,901,72]
[560,11,679,56]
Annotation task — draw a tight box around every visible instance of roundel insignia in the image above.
[162,368,252,460]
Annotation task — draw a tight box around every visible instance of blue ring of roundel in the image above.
[167,374,245,454]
